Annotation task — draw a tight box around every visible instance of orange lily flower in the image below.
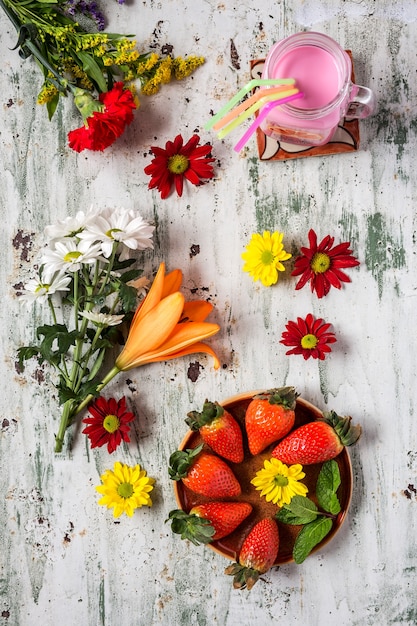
[115,262,220,370]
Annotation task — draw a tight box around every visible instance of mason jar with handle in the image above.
[260,31,376,146]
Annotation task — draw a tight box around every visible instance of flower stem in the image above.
[54,399,76,454]
[74,365,121,415]
[54,365,121,453]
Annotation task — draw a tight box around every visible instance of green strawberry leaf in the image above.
[316,460,341,515]
[276,495,319,525]
[293,517,333,564]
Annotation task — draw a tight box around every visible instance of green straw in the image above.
[205,78,296,130]
[217,88,299,139]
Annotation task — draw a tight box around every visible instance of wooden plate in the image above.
[173,390,353,565]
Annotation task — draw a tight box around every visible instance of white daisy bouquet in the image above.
[18,206,155,452]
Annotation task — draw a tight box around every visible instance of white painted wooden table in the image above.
[1,1,416,625]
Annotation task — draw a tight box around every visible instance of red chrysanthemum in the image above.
[280,313,337,360]
[82,396,135,453]
[68,82,137,153]
[291,229,360,298]
[144,134,215,199]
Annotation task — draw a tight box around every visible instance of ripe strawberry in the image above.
[245,387,299,455]
[167,502,253,545]
[225,518,279,590]
[168,443,241,498]
[271,410,362,465]
[185,400,244,463]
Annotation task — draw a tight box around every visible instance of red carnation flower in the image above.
[291,229,360,298]
[280,313,337,360]
[144,134,215,199]
[82,396,135,453]
[68,82,137,153]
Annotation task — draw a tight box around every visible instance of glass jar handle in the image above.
[346,85,376,120]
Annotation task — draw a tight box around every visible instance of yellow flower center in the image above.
[35,283,50,293]
[105,227,123,239]
[261,249,274,266]
[311,252,331,273]
[301,334,318,349]
[117,482,134,499]
[168,154,189,174]
[64,250,82,263]
[103,414,120,433]
[274,474,289,487]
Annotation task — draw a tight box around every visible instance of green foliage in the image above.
[276,460,342,563]
[293,517,333,564]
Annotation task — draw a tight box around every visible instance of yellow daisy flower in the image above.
[251,458,308,507]
[242,230,292,287]
[96,461,155,518]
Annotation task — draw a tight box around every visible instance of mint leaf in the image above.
[276,496,319,525]
[317,460,341,492]
[316,460,341,515]
[293,517,333,564]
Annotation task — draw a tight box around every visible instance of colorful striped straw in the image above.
[204,78,296,130]
[233,91,304,152]
[217,88,300,139]
[212,85,294,131]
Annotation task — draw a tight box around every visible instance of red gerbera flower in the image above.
[144,134,215,199]
[291,229,360,298]
[82,396,135,453]
[280,313,337,360]
[68,82,137,153]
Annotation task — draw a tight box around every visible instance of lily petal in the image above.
[131,262,166,329]
[116,291,184,370]
[162,269,183,298]
[181,300,214,322]
[139,342,221,369]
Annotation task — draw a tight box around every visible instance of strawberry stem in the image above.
[322,411,362,447]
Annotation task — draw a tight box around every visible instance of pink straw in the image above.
[233,91,304,152]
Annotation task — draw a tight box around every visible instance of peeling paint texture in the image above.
[1,1,417,625]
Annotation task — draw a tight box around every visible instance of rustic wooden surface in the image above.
[1,1,416,625]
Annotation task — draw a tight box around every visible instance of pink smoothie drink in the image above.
[260,33,357,145]
[271,45,341,110]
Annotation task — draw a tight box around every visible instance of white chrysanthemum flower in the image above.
[78,207,154,259]
[80,311,125,327]
[41,238,104,273]
[20,271,72,305]
[44,208,96,241]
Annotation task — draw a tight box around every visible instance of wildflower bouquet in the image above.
[18,207,220,453]
[1,0,205,151]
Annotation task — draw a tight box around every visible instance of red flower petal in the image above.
[280,313,336,360]
[144,133,215,199]
[291,229,359,298]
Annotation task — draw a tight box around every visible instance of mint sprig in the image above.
[276,460,342,563]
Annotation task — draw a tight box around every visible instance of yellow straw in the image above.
[204,78,296,130]
[217,88,299,139]
[212,86,293,131]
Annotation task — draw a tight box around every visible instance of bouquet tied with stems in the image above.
[18,206,221,452]
[0,0,205,151]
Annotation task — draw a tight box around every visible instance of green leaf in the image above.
[76,51,107,92]
[316,461,342,515]
[46,92,59,120]
[118,282,138,313]
[57,378,100,406]
[17,346,41,370]
[86,348,106,381]
[293,517,333,564]
[113,256,136,271]
[276,495,319,525]
[119,269,142,283]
